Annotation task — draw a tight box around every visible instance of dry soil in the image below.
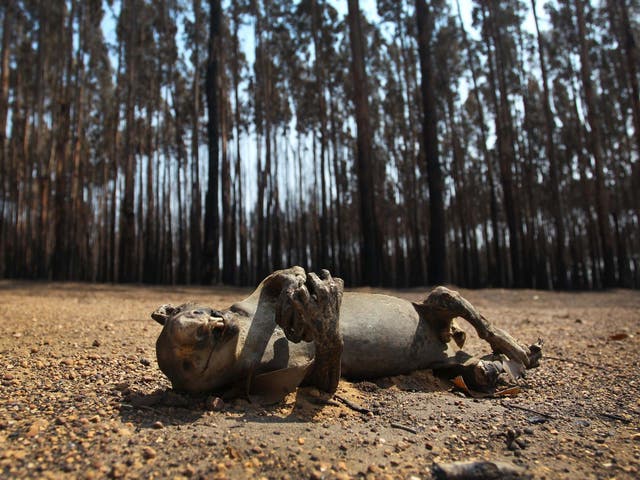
[1,281,639,479]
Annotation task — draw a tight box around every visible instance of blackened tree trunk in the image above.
[615,0,640,156]
[119,0,138,282]
[0,3,12,277]
[53,1,74,280]
[312,0,330,270]
[190,0,203,284]
[221,56,234,285]
[203,0,221,284]
[347,0,383,285]
[455,0,502,286]
[573,0,616,287]
[231,0,248,285]
[531,0,567,288]
[144,106,156,283]
[415,0,446,285]
[482,2,522,287]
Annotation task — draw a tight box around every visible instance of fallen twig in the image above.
[390,422,418,434]
[544,355,599,369]
[121,403,161,413]
[334,394,371,414]
[433,460,531,480]
[501,403,557,420]
[307,396,341,408]
[599,412,630,423]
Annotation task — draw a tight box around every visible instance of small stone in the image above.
[152,421,164,429]
[92,339,101,347]
[142,446,157,459]
[109,463,126,479]
[394,441,409,452]
[26,419,49,437]
[140,358,151,366]
[207,396,225,411]
[298,437,305,445]
[425,441,434,450]
[184,464,196,477]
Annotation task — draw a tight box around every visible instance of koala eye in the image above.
[182,360,193,372]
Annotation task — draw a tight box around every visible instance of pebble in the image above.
[142,446,157,459]
[109,463,126,478]
[207,396,225,411]
[184,464,196,477]
[26,419,49,437]
[152,421,164,429]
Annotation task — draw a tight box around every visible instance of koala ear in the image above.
[151,304,177,325]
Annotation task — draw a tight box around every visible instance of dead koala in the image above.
[151,267,542,399]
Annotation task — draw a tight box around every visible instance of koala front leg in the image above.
[276,270,344,393]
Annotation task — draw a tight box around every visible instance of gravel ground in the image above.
[1,281,639,479]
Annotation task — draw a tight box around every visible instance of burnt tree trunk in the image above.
[574,0,616,287]
[532,0,568,288]
[203,0,221,284]
[0,3,12,277]
[118,0,138,282]
[347,0,383,285]
[416,0,446,285]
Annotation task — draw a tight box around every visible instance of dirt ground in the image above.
[1,281,639,479]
